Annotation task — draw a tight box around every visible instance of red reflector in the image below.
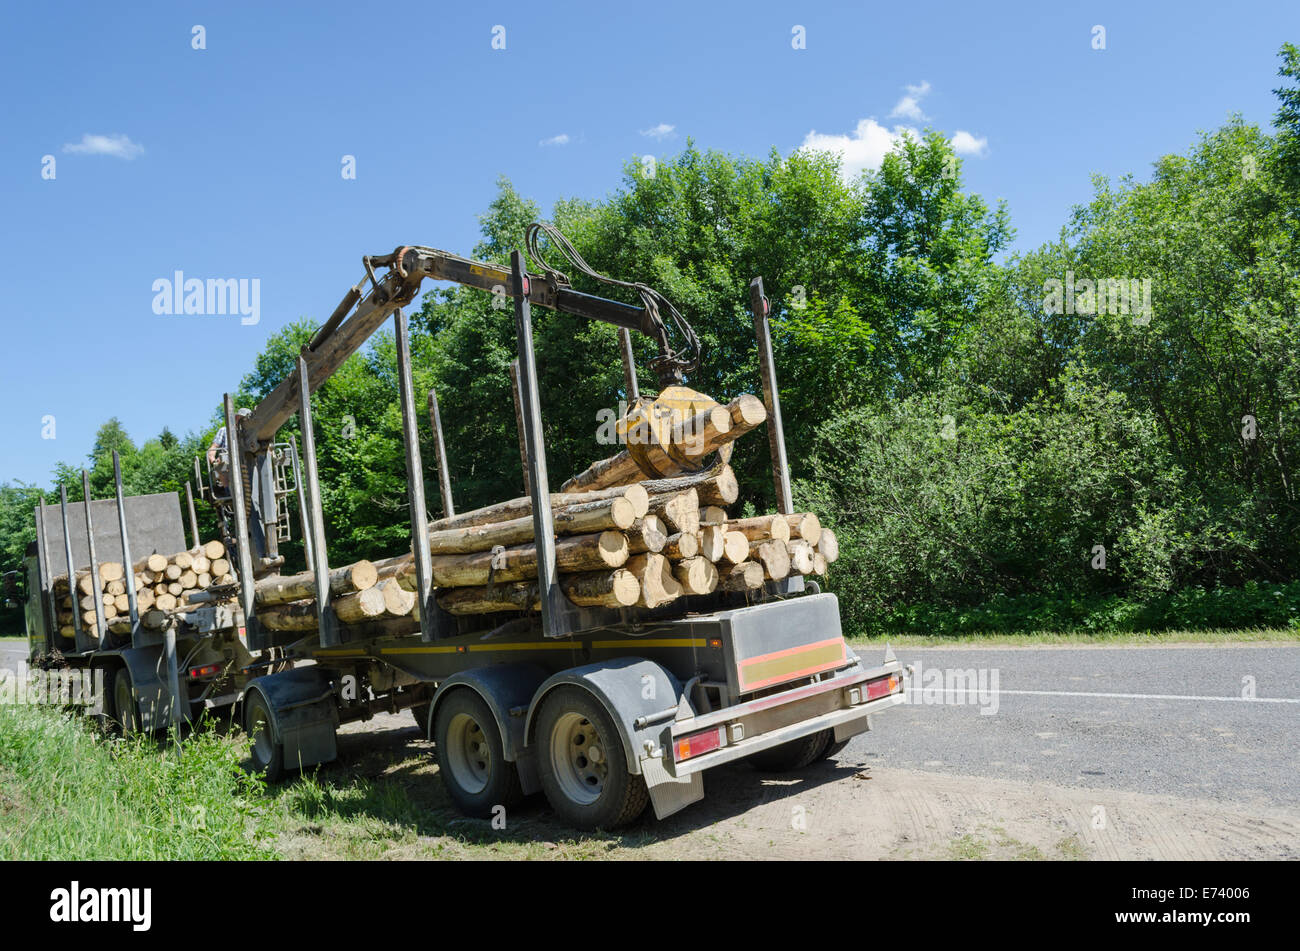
[188,664,221,680]
[865,674,900,701]
[673,727,723,762]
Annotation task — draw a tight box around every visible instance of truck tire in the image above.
[112,668,140,735]
[244,689,286,782]
[745,729,831,772]
[819,734,851,762]
[535,686,648,831]
[411,702,432,737]
[433,690,521,819]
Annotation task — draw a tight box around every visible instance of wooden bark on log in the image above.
[640,464,739,507]
[648,489,700,536]
[662,532,698,560]
[750,539,791,580]
[411,531,629,588]
[697,525,725,563]
[436,570,641,615]
[626,516,668,554]
[787,539,816,575]
[334,587,386,623]
[427,484,649,532]
[783,513,823,546]
[719,562,764,591]
[624,553,682,609]
[727,515,790,542]
[718,531,751,567]
[254,560,379,607]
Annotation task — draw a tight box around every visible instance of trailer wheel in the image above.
[819,735,851,762]
[111,668,140,734]
[244,689,285,782]
[433,690,521,818]
[535,687,648,831]
[745,729,831,772]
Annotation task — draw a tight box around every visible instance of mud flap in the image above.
[641,754,704,820]
[833,713,871,743]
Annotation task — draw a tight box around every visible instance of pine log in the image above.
[408,531,629,588]
[427,483,650,533]
[719,562,764,591]
[812,552,828,575]
[203,540,226,560]
[380,579,416,617]
[192,555,211,574]
[168,582,183,596]
[728,515,790,543]
[750,539,791,580]
[817,528,840,563]
[697,525,725,563]
[173,551,194,571]
[626,515,669,554]
[254,561,379,607]
[334,587,386,624]
[258,600,320,632]
[212,558,231,577]
[179,570,198,589]
[164,564,182,581]
[662,532,698,560]
[113,594,129,613]
[788,539,816,575]
[718,531,751,567]
[560,397,764,492]
[624,553,682,609]
[700,505,727,526]
[436,570,641,615]
[419,496,637,556]
[640,464,739,507]
[648,489,700,535]
[98,561,124,584]
[672,556,718,596]
[784,513,823,546]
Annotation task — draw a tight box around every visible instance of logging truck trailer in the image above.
[21,474,262,732]
[215,228,905,829]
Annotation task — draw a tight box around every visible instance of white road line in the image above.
[905,687,1300,704]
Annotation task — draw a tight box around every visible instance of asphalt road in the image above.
[853,644,1300,808]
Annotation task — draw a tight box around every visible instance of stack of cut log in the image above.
[52,540,234,640]
[218,389,841,633]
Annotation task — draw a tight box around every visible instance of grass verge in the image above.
[849,627,1299,647]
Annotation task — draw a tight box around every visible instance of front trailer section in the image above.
[262,592,903,825]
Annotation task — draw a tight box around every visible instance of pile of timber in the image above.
[246,389,840,632]
[52,540,233,640]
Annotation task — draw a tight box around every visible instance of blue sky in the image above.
[1,0,1295,487]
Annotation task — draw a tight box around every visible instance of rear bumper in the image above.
[664,657,904,777]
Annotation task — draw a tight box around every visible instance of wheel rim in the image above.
[248,698,275,767]
[548,711,607,806]
[444,712,492,795]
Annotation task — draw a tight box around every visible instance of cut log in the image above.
[784,513,823,546]
[718,531,751,567]
[648,489,700,536]
[436,569,641,615]
[788,539,816,575]
[750,539,791,580]
[624,553,682,609]
[211,558,231,577]
[812,552,828,576]
[626,515,668,554]
[817,528,839,564]
[672,556,718,596]
[146,553,169,574]
[173,551,194,571]
[259,600,320,632]
[334,586,387,624]
[203,540,225,560]
[420,496,637,556]
[560,397,765,492]
[113,594,129,613]
[662,531,698,560]
[427,484,650,532]
[98,561,124,584]
[168,582,183,596]
[192,555,210,574]
[106,580,126,597]
[697,525,725,563]
[719,562,764,591]
[414,531,629,588]
[254,560,379,607]
[164,564,182,581]
[640,464,739,507]
[379,579,416,617]
[179,570,198,589]
[727,515,790,543]
[700,505,727,526]
[196,572,212,589]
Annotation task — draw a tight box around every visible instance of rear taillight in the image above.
[673,726,724,762]
[865,674,901,701]
[188,663,221,680]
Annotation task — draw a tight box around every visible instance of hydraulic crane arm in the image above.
[244,240,694,451]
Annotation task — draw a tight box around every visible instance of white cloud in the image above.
[888,81,931,121]
[640,123,676,141]
[950,130,989,157]
[800,118,918,179]
[539,133,570,147]
[62,133,144,160]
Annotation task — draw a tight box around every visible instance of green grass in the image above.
[0,634,25,642]
[0,704,274,860]
[849,627,1299,647]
